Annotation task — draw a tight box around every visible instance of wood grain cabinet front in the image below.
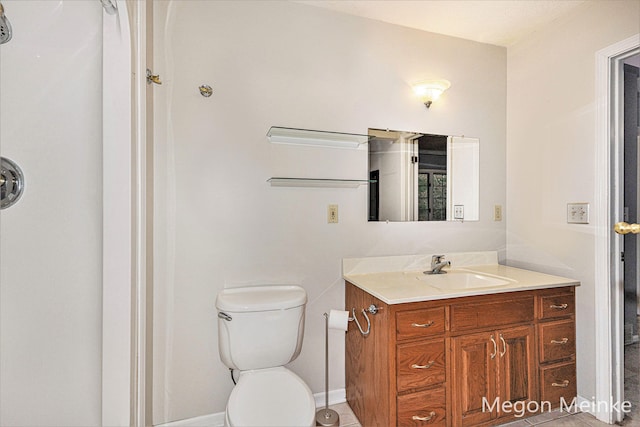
[397,339,446,392]
[397,386,447,427]
[451,325,537,427]
[540,361,577,406]
[397,307,446,340]
[539,319,576,363]
[345,283,578,427]
[538,293,575,320]
[536,289,577,408]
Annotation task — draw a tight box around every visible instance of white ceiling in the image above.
[296,0,586,47]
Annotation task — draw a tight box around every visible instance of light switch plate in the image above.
[328,204,338,223]
[494,205,503,221]
[567,202,589,224]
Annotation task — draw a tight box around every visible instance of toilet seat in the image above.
[226,367,315,427]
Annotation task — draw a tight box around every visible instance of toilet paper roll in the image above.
[328,309,350,331]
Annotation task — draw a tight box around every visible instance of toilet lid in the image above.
[227,368,315,427]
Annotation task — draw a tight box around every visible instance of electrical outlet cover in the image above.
[454,205,464,219]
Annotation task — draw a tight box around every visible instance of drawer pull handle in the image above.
[411,321,434,328]
[411,361,435,369]
[550,304,569,310]
[552,380,570,388]
[550,337,569,345]
[499,334,507,357]
[412,411,436,422]
[490,335,498,359]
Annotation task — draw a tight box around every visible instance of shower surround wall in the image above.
[0,1,103,425]
[152,1,506,423]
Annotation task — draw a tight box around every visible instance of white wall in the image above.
[506,0,640,404]
[0,1,103,425]
[151,1,506,423]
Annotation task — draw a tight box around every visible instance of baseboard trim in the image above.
[314,387,346,408]
[154,388,347,427]
[155,412,225,427]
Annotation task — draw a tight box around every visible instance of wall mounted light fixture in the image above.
[412,79,451,108]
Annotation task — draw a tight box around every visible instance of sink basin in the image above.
[418,270,512,290]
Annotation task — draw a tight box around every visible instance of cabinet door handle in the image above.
[411,361,435,369]
[499,334,507,357]
[550,303,568,310]
[411,321,434,328]
[550,337,569,344]
[412,411,436,422]
[552,380,570,388]
[490,335,498,359]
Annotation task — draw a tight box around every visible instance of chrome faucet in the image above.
[425,255,451,275]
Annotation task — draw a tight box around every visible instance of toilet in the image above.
[216,285,316,427]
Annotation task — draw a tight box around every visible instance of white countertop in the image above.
[342,252,580,305]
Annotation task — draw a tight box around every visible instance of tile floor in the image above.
[323,402,361,427]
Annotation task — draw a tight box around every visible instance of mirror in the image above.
[368,128,479,222]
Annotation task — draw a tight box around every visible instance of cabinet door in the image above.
[497,325,537,418]
[451,332,497,427]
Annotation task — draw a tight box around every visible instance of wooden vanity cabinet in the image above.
[345,282,577,427]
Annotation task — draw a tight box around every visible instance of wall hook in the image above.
[146,69,162,85]
[199,85,213,97]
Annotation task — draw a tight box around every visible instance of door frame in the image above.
[594,34,640,424]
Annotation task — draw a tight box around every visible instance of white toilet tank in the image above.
[216,285,307,371]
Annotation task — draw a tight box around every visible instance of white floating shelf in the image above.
[267,126,370,149]
[267,177,371,188]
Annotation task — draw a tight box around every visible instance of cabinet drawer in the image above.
[397,340,446,392]
[396,307,445,340]
[450,296,534,332]
[540,361,576,407]
[539,293,575,320]
[539,319,575,363]
[397,386,446,427]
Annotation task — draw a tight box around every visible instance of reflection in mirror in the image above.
[368,128,479,222]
